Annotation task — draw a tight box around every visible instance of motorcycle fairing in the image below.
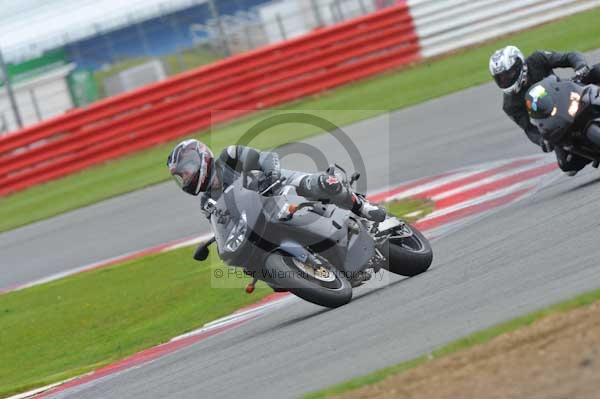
[529,77,583,142]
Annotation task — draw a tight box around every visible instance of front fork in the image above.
[369,218,412,272]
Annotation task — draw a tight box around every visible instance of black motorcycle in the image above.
[527,75,600,165]
[194,165,433,308]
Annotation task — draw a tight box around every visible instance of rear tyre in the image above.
[263,252,352,308]
[384,225,433,277]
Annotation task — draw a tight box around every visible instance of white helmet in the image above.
[489,46,528,94]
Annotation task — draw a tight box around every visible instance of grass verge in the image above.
[0,199,430,397]
[385,198,434,223]
[302,288,600,399]
[2,7,600,233]
[0,247,272,398]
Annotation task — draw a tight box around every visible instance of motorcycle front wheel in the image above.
[263,252,352,308]
[383,224,433,277]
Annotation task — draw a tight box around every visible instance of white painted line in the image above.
[171,294,298,342]
[2,234,213,294]
[431,158,555,201]
[366,170,461,199]
[404,210,424,218]
[421,179,539,221]
[383,170,485,201]
[161,233,214,252]
[6,377,79,399]
[3,251,148,293]
[380,155,550,203]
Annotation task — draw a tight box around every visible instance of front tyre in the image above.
[263,252,352,308]
[384,224,433,277]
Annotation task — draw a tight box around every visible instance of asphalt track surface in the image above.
[1,81,537,290]
[4,51,600,398]
[50,170,600,399]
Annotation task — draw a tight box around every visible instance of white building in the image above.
[0,0,208,62]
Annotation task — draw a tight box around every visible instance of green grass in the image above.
[386,198,435,223]
[302,288,600,399]
[3,7,600,233]
[0,198,430,397]
[0,247,271,398]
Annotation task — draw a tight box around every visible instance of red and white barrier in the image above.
[407,0,600,57]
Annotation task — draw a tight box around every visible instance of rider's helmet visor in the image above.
[494,58,523,89]
[171,150,202,192]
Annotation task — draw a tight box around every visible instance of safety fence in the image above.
[0,4,420,196]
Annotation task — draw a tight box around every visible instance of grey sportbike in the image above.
[194,165,433,308]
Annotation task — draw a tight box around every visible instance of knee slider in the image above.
[318,174,343,194]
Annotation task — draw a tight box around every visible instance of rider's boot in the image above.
[556,148,589,177]
[351,194,386,223]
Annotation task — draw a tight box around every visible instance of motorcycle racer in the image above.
[489,45,600,175]
[167,139,386,222]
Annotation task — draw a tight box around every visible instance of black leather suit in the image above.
[503,51,600,172]
[200,145,361,215]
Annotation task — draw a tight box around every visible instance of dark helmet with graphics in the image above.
[167,139,213,195]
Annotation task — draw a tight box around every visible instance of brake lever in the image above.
[260,177,287,195]
[349,172,360,186]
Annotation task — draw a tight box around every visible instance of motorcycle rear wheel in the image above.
[384,225,433,277]
[263,252,352,308]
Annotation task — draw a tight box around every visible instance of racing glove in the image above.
[265,169,281,185]
[259,151,281,185]
[575,65,591,82]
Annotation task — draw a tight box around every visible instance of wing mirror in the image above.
[193,236,216,261]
